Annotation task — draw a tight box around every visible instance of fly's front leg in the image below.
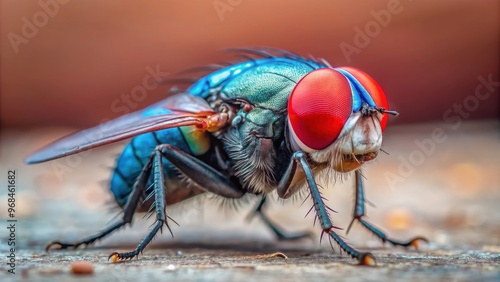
[247,196,312,240]
[347,170,427,249]
[109,144,245,261]
[46,155,154,251]
[278,152,375,265]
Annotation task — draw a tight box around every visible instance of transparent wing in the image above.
[25,93,224,164]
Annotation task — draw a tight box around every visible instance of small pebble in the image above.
[166,264,177,271]
[71,261,94,275]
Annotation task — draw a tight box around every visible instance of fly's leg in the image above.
[346,170,427,249]
[109,144,245,261]
[248,196,312,240]
[108,149,168,261]
[277,152,375,265]
[46,154,154,251]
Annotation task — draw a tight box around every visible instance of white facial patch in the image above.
[341,115,382,155]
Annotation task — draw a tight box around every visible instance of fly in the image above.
[25,48,427,265]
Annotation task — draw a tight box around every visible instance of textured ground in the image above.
[0,120,499,281]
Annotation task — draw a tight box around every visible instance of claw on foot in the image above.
[409,237,429,250]
[254,252,288,259]
[358,253,376,266]
[108,251,139,262]
[46,242,62,252]
[108,252,119,263]
[45,241,75,252]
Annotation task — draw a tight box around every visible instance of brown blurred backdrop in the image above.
[0,0,499,128]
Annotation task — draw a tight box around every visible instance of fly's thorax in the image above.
[307,113,383,173]
[218,60,319,110]
[221,108,285,193]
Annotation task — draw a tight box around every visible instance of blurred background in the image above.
[0,0,499,278]
[1,0,498,127]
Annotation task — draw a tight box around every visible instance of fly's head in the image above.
[287,67,397,173]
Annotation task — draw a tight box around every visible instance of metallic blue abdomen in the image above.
[110,128,192,206]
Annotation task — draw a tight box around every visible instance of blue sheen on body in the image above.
[110,127,192,206]
[188,58,325,98]
[110,56,330,205]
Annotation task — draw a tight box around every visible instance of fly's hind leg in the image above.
[109,144,245,261]
[347,170,427,249]
[248,196,312,240]
[46,153,154,251]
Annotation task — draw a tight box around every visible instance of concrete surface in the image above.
[0,120,499,281]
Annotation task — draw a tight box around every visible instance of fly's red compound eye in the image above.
[338,66,389,131]
[288,68,353,152]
